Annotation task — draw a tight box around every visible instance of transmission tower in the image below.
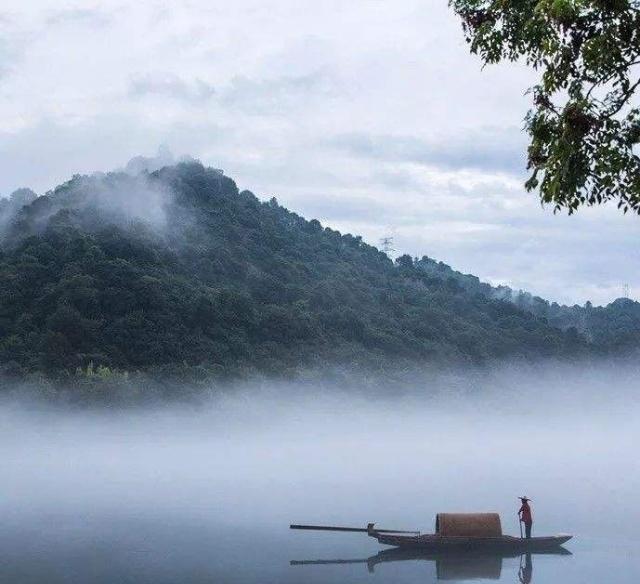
[379,236,395,256]
[623,283,630,298]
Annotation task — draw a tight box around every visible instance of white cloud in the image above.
[44,7,113,28]
[327,128,528,174]
[129,72,216,104]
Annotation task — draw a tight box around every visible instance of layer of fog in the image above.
[1,361,638,540]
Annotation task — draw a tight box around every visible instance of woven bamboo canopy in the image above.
[435,513,503,537]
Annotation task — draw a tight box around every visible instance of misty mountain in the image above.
[418,257,640,351]
[0,160,601,387]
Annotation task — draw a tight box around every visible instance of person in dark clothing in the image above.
[518,497,533,539]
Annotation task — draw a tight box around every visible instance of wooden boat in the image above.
[374,531,572,551]
[291,512,572,552]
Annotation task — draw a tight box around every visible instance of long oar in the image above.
[290,524,420,535]
[291,558,368,566]
[291,524,369,533]
[519,519,523,539]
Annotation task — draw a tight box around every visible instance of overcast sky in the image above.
[0,0,637,305]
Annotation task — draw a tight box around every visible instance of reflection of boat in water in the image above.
[291,547,572,581]
[291,513,572,552]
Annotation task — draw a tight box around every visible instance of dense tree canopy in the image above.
[419,256,640,349]
[451,0,640,213]
[0,161,593,389]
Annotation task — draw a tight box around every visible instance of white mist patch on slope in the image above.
[84,170,171,229]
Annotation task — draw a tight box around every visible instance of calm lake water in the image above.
[1,365,638,583]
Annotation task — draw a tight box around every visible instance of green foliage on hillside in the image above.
[418,257,640,351]
[0,161,589,386]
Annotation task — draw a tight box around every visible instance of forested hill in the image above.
[418,257,640,352]
[0,160,600,385]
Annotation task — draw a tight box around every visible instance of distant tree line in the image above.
[418,256,640,351]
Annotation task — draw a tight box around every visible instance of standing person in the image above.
[518,497,533,539]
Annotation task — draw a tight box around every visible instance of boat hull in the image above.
[374,533,572,551]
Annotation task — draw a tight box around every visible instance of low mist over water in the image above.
[1,362,638,583]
